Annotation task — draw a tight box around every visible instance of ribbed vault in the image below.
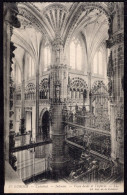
[12,2,115,72]
[16,2,113,43]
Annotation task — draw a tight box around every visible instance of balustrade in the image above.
[71,166,98,182]
[15,144,52,182]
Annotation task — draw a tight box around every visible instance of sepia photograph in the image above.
[3,2,124,193]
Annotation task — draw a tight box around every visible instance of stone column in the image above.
[87,72,92,112]
[107,2,124,170]
[49,37,69,178]
[3,2,20,169]
[4,16,10,162]
[3,2,20,164]
[32,106,36,141]
[20,59,25,134]
[35,60,39,140]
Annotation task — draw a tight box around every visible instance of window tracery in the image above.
[44,44,51,71]
[93,48,104,75]
[91,80,108,95]
[25,83,35,100]
[69,77,88,99]
[39,78,49,99]
[70,37,82,70]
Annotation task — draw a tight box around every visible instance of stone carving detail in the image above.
[90,81,110,131]
[55,80,61,102]
[108,78,112,97]
[108,15,113,39]
[9,111,14,118]
[10,42,17,69]
[62,104,69,122]
[69,77,88,90]
[116,103,124,119]
[65,2,110,46]
[9,131,17,171]
[68,77,88,101]
[17,2,112,46]
[4,3,20,28]
[18,7,51,40]
[49,64,68,103]
[43,4,68,35]
[39,78,49,99]
[19,17,33,29]
[10,67,15,118]
[9,120,13,130]
[106,33,124,48]
[4,2,21,171]
[25,83,35,100]
[49,104,54,125]
[116,118,123,142]
[91,80,108,95]
[43,3,68,14]
[107,2,115,13]
[107,51,113,97]
[30,2,40,12]
[52,37,64,63]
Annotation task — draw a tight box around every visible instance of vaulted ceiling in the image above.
[12,2,114,67]
[32,2,73,12]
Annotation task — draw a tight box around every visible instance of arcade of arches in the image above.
[4,2,124,185]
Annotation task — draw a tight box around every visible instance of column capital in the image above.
[106,31,124,48]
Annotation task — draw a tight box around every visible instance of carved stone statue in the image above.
[52,37,64,63]
[55,81,61,102]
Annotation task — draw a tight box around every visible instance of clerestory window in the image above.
[93,49,103,75]
[70,37,82,71]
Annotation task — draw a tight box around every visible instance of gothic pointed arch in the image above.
[63,2,113,48]
[91,80,108,96]
[39,107,49,127]
[17,2,53,42]
[39,78,49,99]
[25,83,35,100]
[69,77,88,100]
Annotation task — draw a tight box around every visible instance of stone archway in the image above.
[42,111,50,140]
[38,108,50,140]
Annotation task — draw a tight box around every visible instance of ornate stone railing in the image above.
[66,111,110,132]
[71,166,98,183]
